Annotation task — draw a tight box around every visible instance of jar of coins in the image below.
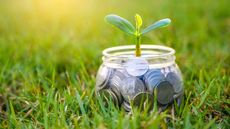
[95,45,183,112]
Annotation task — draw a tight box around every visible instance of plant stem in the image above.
[135,35,141,57]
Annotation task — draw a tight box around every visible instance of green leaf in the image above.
[141,18,171,34]
[105,14,135,35]
[135,14,142,29]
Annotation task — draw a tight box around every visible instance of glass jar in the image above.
[95,45,183,112]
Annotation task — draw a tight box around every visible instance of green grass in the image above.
[0,0,229,128]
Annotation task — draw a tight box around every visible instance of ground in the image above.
[0,0,229,128]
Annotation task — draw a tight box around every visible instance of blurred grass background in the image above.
[0,0,229,128]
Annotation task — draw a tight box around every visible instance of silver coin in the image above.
[96,65,113,90]
[132,92,154,111]
[125,57,149,77]
[98,89,119,106]
[109,70,127,90]
[156,81,174,105]
[120,77,145,102]
[110,85,123,105]
[144,69,165,93]
[97,89,112,106]
[122,101,131,112]
[166,72,183,93]
[109,69,129,105]
[109,90,119,106]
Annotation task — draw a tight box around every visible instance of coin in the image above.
[120,77,145,102]
[97,89,112,106]
[98,89,119,106]
[125,57,149,77]
[132,92,154,111]
[109,90,119,106]
[144,69,165,93]
[156,81,174,105]
[166,72,183,93]
[110,85,123,105]
[96,65,113,90]
[122,101,131,112]
[109,69,127,90]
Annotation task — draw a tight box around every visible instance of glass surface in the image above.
[96,45,183,112]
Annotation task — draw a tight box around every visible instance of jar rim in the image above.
[102,44,175,58]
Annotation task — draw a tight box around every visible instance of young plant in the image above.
[105,14,171,57]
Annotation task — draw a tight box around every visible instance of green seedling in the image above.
[105,14,171,57]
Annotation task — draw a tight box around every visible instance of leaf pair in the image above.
[105,14,171,36]
[105,14,171,57]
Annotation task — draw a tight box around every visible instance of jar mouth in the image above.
[103,45,175,58]
[102,45,176,69]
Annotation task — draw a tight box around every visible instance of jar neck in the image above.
[102,45,176,69]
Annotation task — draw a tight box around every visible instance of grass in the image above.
[0,0,229,128]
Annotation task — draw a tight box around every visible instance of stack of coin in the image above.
[95,64,184,112]
[166,72,183,93]
[96,65,113,91]
[122,101,131,112]
[144,69,165,93]
[98,89,120,106]
[109,69,128,91]
[120,77,146,102]
[110,85,123,106]
[156,81,174,105]
[132,92,154,111]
